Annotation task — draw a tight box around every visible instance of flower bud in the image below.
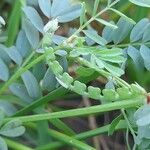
[43,18,59,33]
[0,16,5,26]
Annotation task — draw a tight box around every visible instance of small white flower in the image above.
[43,18,59,33]
[0,16,5,26]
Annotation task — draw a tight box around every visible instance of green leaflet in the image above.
[108,114,123,135]
[129,0,150,7]
[96,18,118,29]
[83,30,107,46]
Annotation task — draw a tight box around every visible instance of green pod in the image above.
[61,73,73,87]
[50,61,63,76]
[88,86,102,100]
[72,81,87,95]
[116,87,132,100]
[45,47,55,61]
[130,84,146,95]
[102,89,119,101]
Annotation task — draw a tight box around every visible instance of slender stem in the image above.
[48,129,96,150]
[126,128,131,150]
[4,97,144,123]
[21,51,35,67]
[121,109,137,149]
[37,120,128,150]
[5,138,33,150]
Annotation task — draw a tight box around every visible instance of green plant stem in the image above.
[6,0,24,46]
[48,129,96,150]
[36,120,128,150]
[5,97,144,123]
[13,87,68,116]
[126,128,131,150]
[21,51,36,67]
[121,109,137,149]
[121,109,137,139]
[5,138,33,150]
[0,53,46,95]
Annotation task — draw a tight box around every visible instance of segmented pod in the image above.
[116,87,132,99]
[102,89,119,101]
[49,60,63,76]
[71,81,87,95]
[46,52,146,102]
[88,86,102,100]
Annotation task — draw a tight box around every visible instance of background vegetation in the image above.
[0,0,150,150]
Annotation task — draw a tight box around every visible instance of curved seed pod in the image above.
[61,72,73,87]
[71,81,87,95]
[102,89,119,101]
[130,84,146,95]
[45,47,55,61]
[116,87,132,99]
[49,61,63,75]
[88,86,102,100]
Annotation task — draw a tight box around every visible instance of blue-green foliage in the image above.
[0,0,150,149]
